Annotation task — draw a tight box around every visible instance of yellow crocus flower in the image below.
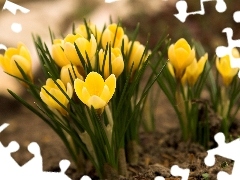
[52,39,70,67]
[168,38,195,80]
[75,23,101,43]
[60,64,83,86]
[0,42,33,81]
[127,41,150,73]
[182,53,208,86]
[98,47,124,78]
[63,34,97,68]
[216,48,239,86]
[40,78,73,115]
[74,72,116,110]
[102,23,124,49]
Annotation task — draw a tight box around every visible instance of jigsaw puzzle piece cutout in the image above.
[0,123,9,133]
[0,141,20,174]
[80,175,92,180]
[205,132,240,163]
[233,11,240,23]
[21,142,42,172]
[215,0,227,13]
[174,0,227,22]
[154,176,165,180]
[215,27,240,72]
[170,165,190,180]
[205,132,240,179]
[174,0,188,22]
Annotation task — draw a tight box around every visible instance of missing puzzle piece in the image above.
[0,124,91,180]
[154,165,190,180]
[204,132,240,179]
[174,0,227,22]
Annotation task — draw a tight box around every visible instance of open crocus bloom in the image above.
[74,72,116,109]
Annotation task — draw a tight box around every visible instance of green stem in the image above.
[126,140,139,165]
[220,86,230,138]
[176,82,188,141]
[103,163,119,180]
[118,148,128,177]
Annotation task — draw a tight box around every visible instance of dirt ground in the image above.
[1,1,240,180]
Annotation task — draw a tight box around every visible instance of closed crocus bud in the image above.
[52,39,70,67]
[63,33,84,66]
[76,23,101,43]
[102,23,124,49]
[182,53,208,86]
[74,72,116,110]
[127,41,150,73]
[64,34,97,68]
[98,47,124,78]
[75,34,97,68]
[60,64,83,86]
[40,78,73,115]
[216,48,239,86]
[168,38,195,80]
[0,42,33,81]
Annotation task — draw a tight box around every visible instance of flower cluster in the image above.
[0,21,158,179]
[156,38,240,147]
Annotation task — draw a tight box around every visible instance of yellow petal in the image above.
[64,42,82,66]
[87,95,106,109]
[100,85,111,103]
[174,38,191,52]
[85,72,105,96]
[111,56,124,78]
[105,74,116,96]
[52,44,69,67]
[74,78,87,103]
[81,87,91,105]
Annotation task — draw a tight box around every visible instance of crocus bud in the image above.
[40,78,73,115]
[76,23,101,44]
[98,47,124,78]
[182,53,208,86]
[60,64,83,86]
[127,41,150,73]
[52,39,70,67]
[216,48,239,86]
[0,42,33,81]
[102,23,124,49]
[64,34,97,68]
[168,38,195,80]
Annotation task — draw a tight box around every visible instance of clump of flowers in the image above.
[0,20,164,179]
[156,38,211,146]
[210,48,240,138]
[155,38,240,147]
